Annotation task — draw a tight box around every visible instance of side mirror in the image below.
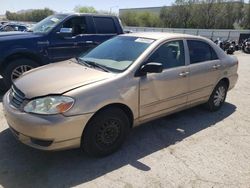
[136,62,163,76]
[58,28,73,38]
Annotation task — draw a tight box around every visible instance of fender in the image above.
[0,49,47,74]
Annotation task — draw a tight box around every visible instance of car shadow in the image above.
[0,103,236,188]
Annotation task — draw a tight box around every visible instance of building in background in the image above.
[119,6,164,16]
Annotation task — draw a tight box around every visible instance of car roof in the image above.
[56,13,117,18]
[122,32,204,40]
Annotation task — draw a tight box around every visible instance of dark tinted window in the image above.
[187,40,218,64]
[93,17,116,34]
[3,25,15,31]
[17,26,27,31]
[63,17,87,36]
[148,40,185,69]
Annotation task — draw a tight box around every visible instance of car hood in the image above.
[0,31,42,41]
[14,59,115,99]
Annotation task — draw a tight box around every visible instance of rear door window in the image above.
[187,40,218,64]
[93,17,116,34]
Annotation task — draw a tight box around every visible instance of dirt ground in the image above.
[0,52,249,188]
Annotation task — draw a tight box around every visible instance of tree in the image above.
[241,0,250,29]
[120,11,162,27]
[74,6,97,13]
[120,12,140,26]
[160,0,245,29]
[5,8,54,22]
[160,0,194,28]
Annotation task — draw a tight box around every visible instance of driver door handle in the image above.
[85,41,94,44]
[179,71,190,77]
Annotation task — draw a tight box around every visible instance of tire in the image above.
[3,58,39,88]
[205,81,228,112]
[82,107,130,157]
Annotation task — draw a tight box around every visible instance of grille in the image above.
[9,85,26,109]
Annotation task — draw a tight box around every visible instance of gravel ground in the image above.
[0,52,249,188]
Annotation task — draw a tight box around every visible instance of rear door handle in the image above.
[212,64,221,69]
[179,71,190,77]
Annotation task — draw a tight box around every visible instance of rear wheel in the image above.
[82,107,130,157]
[3,58,39,88]
[205,81,228,112]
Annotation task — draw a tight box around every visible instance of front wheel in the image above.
[3,58,39,88]
[205,81,228,112]
[82,107,130,157]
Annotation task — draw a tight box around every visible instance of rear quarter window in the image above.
[93,17,117,34]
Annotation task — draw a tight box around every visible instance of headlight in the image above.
[24,96,74,115]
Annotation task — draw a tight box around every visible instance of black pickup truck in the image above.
[0,13,124,87]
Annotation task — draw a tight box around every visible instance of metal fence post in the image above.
[228,31,231,40]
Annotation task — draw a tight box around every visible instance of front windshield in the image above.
[80,36,154,72]
[31,14,67,34]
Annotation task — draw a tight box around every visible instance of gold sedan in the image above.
[3,32,238,157]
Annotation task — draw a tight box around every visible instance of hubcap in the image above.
[214,86,226,107]
[11,65,33,81]
[96,119,121,147]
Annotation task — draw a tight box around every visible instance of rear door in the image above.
[91,16,119,45]
[186,39,221,105]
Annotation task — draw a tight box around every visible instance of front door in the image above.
[48,16,91,62]
[139,40,189,120]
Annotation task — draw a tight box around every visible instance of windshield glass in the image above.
[31,14,67,34]
[79,36,154,72]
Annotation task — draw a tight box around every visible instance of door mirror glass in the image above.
[139,62,163,75]
[59,28,73,38]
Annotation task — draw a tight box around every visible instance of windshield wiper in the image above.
[77,58,92,68]
[78,58,110,72]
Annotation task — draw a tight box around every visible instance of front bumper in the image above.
[3,91,94,151]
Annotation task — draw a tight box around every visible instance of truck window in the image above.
[93,17,116,34]
[62,17,87,36]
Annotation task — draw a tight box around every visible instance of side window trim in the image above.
[183,39,190,66]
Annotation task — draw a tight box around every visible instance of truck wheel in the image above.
[205,81,228,112]
[82,107,130,157]
[3,58,39,88]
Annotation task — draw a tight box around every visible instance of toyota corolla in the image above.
[3,32,238,157]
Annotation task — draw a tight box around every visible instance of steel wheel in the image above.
[82,107,130,157]
[213,86,226,107]
[11,65,33,81]
[96,119,121,147]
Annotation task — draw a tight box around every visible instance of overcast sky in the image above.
[0,0,175,14]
